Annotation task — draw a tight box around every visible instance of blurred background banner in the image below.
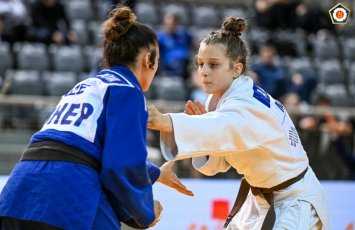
[1,176,354,230]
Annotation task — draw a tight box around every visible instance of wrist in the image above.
[161,114,173,132]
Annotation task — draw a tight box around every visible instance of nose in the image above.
[200,65,209,77]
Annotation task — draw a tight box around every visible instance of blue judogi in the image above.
[0,65,160,229]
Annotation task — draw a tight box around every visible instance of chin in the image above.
[203,88,214,94]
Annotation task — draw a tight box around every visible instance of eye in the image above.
[196,62,203,68]
[209,64,218,69]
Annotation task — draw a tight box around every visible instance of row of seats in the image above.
[2,70,86,96]
[247,28,355,60]
[0,42,102,76]
[134,1,251,28]
[3,41,354,84]
[58,0,252,28]
[0,31,355,75]
[2,65,355,107]
[1,69,189,101]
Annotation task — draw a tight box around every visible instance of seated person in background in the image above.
[254,0,300,31]
[298,94,332,132]
[0,0,28,44]
[299,94,353,156]
[295,1,334,34]
[158,12,192,80]
[326,112,355,180]
[28,0,78,45]
[253,40,287,100]
[287,70,316,104]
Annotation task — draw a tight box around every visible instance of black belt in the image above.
[20,140,100,172]
[224,168,308,229]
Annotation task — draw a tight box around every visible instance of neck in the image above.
[208,95,219,111]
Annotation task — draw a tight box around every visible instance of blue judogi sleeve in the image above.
[100,86,155,227]
[146,161,160,183]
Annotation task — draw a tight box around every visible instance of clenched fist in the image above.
[147,104,173,132]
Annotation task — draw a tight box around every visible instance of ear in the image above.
[234,63,243,75]
[144,52,155,70]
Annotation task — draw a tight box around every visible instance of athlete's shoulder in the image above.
[93,69,136,88]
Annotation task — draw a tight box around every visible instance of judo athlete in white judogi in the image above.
[148,16,329,230]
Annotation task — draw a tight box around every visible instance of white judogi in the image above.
[160,76,329,229]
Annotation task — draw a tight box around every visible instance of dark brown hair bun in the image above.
[222,16,246,36]
[103,6,137,43]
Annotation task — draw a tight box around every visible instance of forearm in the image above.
[160,114,173,132]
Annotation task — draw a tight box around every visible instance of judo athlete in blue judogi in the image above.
[0,5,192,230]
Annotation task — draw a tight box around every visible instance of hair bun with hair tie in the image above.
[222,16,246,36]
[103,6,137,43]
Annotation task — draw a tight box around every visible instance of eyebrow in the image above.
[197,58,220,61]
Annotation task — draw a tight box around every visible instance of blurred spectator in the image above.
[253,40,287,99]
[282,92,300,107]
[326,112,354,180]
[254,0,334,34]
[287,70,316,104]
[298,94,331,132]
[295,2,334,34]
[28,0,78,45]
[299,94,353,156]
[0,0,28,44]
[254,0,301,30]
[158,12,192,80]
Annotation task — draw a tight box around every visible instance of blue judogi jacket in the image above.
[0,65,160,229]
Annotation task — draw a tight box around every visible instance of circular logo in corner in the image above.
[329,3,351,24]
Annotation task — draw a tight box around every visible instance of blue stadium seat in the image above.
[14,42,49,72]
[83,45,103,73]
[221,7,247,19]
[317,59,345,85]
[4,69,44,95]
[95,0,112,21]
[192,5,220,28]
[315,59,349,106]
[343,38,355,62]
[77,72,92,82]
[285,57,314,76]
[153,76,187,101]
[71,20,89,46]
[312,37,340,60]
[348,62,355,95]
[65,0,94,21]
[135,3,159,25]
[50,45,85,73]
[42,71,77,96]
[338,20,355,37]
[161,3,190,26]
[88,21,103,46]
[0,42,13,76]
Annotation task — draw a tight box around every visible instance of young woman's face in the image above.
[197,43,237,98]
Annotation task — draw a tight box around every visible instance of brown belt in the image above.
[224,168,308,229]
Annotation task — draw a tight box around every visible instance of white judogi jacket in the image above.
[160,76,329,229]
